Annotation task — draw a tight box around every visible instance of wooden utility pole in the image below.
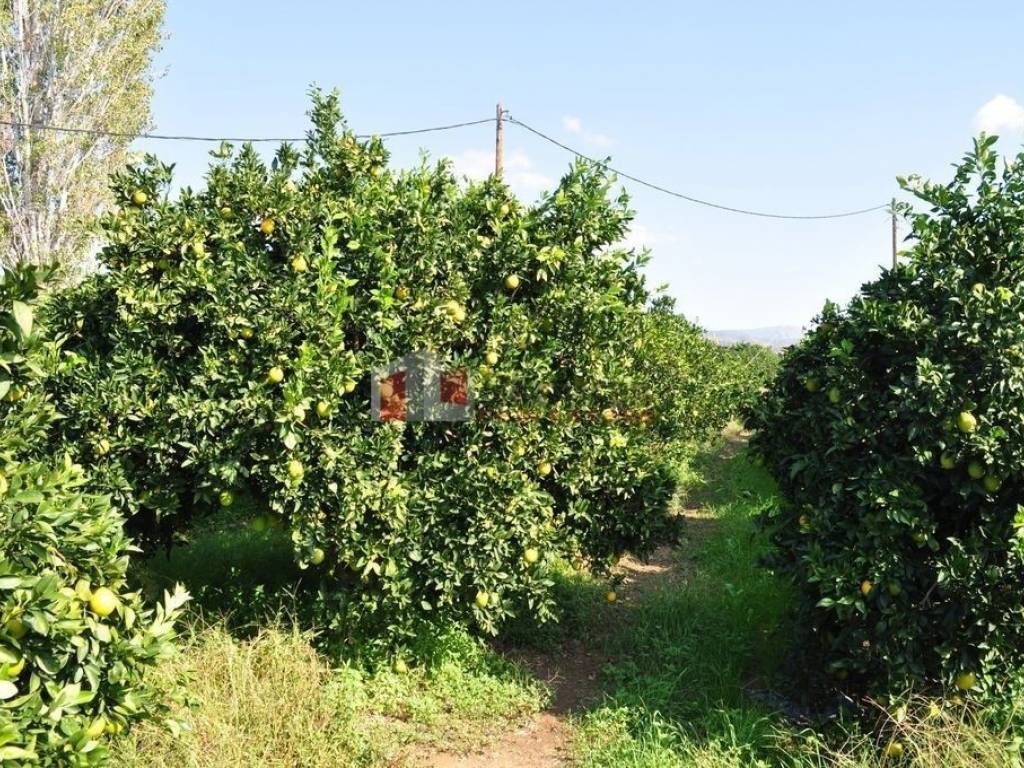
[495,103,504,178]
[891,209,898,270]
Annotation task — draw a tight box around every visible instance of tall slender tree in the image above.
[0,0,164,274]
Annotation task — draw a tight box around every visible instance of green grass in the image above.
[567,444,1018,768]
[118,497,548,767]
[135,498,307,624]
[112,620,547,768]
[113,441,1019,767]
[565,445,797,767]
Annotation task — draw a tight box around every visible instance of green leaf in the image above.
[10,301,32,339]
[0,746,36,760]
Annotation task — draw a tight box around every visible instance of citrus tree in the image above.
[44,90,737,647]
[0,265,188,764]
[749,136,1024,706]
[630,302,751,448]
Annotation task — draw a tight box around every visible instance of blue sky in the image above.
[136,1,1024,329]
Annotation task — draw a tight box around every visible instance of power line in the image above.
[0,111,889,220]
[506,115,888,221]
[0,116,496,143]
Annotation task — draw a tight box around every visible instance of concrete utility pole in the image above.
[495,103,504,178]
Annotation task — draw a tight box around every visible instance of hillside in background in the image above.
[709,326,803,350]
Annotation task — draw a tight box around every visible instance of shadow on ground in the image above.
[133,499,314,631]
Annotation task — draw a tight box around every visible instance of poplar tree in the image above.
[0,0,165,274]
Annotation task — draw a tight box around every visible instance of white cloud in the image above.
[974,94,1024,136]
[448,148,493,180]
[448,147,554,196]
[619,223,681,252]
[562,115,582,134]
[561,115,613,150]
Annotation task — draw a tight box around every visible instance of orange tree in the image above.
[46,90,732,647]
[629,300,753,452]
[0,265,187,764]
[749,136,1024,707]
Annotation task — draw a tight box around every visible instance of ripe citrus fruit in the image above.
[219,206,232,218]
[485,351,499,366]
[218,490,234,508]
[4,618,27,640]
[798,514,810,527]
[89,587,118,618]
[316,401,331,418]
[967,461,985,480]
[524,548,540,564]
[804,377,820,393]
[310,547,325,565]
[601,407,616,422]
[395,286,410,300]
[131,190,147,206]
[971,282,985,296]
[445,301,467,322]
[939,452,956,470]
[379,381,394,399]
[267,367,285,385]
[983,474,1002,493]
[86,717,106,739]
[884,740,904,759]
[504,274,520,290]
[259,217,275,235]
[393,658,408,674]
[606,590,618,603]
[475,590,490,609]
[955,671,976,691]
[239,326,254,340]
[96,438,111,456]
[344,379,357,394]
[290,255,308,272]
[957,411,977,434]
[860,580,873,596]
[537,461,552,477]
[287,460,304,480]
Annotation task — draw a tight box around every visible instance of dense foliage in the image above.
[631,305,767,448]
[720,341,779,412]
[749,136,1024,705]
[0,265,187,765]
[44,91,745,648]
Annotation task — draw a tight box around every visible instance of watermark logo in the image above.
[371,351,472,422]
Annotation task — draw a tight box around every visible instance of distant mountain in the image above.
[708,325,803,350]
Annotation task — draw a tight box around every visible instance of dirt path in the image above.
[421,713,571,768]
[418,434,746,768]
